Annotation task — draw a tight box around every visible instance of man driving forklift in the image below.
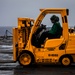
[39,15,62,45]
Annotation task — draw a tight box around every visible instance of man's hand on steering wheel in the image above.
[41,24,46,30]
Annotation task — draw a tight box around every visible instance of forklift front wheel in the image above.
[18,52,33,66]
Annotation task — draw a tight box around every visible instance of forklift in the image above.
[13,8,75,66]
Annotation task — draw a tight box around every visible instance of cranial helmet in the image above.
[50,15,59,22]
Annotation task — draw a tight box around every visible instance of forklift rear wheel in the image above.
[60,56,71,66]
[18,52,33,66]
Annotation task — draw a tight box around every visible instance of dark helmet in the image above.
[50,15,59,22]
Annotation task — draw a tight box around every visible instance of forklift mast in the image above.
[13,18,34,61]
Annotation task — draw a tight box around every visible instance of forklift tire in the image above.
[60,56,72,66]
[18,52,34,66]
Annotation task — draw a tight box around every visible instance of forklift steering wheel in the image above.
[31,24,46,47]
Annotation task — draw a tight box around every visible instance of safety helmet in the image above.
[50,15,59,22]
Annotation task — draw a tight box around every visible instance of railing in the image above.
[0,30,12,45]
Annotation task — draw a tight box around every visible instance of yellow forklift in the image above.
[13,8,75,66]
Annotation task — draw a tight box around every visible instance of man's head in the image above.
[50,15,59,23]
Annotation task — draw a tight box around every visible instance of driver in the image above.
[39,15,62,45]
